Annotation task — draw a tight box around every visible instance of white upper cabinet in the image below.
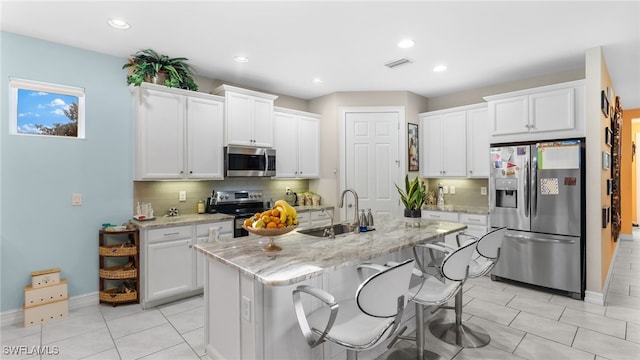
[214,85,278,148]
[132,83,224,180]
[186,96,225,179]
[273,107,320,178]
[466,107,490,178]
[484,80,585,143]
[420,110,467,177]
[420,103,489,178]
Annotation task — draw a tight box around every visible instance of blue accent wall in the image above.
[1,32,133,311]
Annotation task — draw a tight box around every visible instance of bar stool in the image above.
[292,258,415,360]
[386,238,477,360]
[428,227,507,348]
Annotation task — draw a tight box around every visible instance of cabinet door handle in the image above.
[189,170,193,174]
[164,232,180,236]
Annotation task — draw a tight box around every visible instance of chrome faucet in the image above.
[339,188,360,234]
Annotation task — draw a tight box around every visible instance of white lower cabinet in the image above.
[141,220,233,308]
[422,210,489,246]
[195,222,233,289]
[147,238,195,301]
[295,208,334,229]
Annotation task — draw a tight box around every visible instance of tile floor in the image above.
[1,229,639,360]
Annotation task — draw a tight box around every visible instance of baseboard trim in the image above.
[619,233,634,241]
[584,290,605,305]
[1,292,98,326]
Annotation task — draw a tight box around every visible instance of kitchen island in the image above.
[196,215,466,360]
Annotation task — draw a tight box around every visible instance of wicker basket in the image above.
[99,264,137,279]
[99,288,137,303]
[99,244,137,257]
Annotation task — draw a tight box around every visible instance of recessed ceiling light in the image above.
[397,39,415,48]
[107,18,130,30]
[234,56,249,63]
[433,64,447,72]
[311,78,323,85]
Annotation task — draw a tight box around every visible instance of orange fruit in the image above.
[271,208,280,217]
[266,222,277,228]
[277,223,284,228]
[243,218,253,227]
[272,217,281,225]
[261,215,271,223]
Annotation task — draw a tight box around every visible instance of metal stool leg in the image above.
[428,289,491,348]
[386,303,442,360]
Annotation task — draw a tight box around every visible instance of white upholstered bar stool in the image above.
[292,258,415,360]
[386,239,477,360]
[428,227,507,348]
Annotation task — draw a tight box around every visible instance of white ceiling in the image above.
[2,0,639,109]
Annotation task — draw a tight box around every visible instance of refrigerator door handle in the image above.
[532,155,538,217]
[509,233,576,244]
[524,159,529,218]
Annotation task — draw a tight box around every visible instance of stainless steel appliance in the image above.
[490,139,585,299]
[209,190,266,237]
[224,146,276,177]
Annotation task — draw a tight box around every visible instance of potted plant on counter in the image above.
[122,49,198,91]
[395,174,426,218]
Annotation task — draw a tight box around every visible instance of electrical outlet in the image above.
[241,296,251,321]
[481,187,487,195]
[179,191,187,202]
[450,186,456,195]
[285,187,291,194]
[442,186,449,194]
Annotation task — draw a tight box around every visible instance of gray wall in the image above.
[1,32,133,311]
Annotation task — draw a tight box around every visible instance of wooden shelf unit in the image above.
[98,228,140,305]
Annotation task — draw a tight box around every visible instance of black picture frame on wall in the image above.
[408,123,419,171]
[601,90,609,118]
[605,127,613,147]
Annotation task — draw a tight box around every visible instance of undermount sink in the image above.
[297,223,358,238]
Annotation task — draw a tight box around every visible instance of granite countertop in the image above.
[196,214,466,286]
[132,213,235,229]
[423,205,489,215]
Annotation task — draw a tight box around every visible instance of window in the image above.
[9,78,85,138]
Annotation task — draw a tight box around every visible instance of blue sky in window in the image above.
[17,89,78,134]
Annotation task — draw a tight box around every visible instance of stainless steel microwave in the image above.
[224,146,276,177]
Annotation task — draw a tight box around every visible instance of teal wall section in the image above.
[0,32,133,311]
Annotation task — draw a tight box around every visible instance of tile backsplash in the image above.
[134,178,310,216]
[424,178,489,208]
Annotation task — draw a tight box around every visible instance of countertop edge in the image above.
[196,218,466,286]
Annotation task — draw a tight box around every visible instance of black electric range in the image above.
[209,190,267,238]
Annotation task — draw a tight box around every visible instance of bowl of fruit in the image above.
[242,200,299,251]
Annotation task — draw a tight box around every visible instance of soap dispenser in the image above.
[437,183,445,206]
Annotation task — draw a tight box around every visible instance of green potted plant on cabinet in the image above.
[395,174,426,218]
[122,49,198,91]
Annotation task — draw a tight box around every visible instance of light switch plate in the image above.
[179,191,187,202]
[72,193,82,206]
[450,186,456,195]
[481,187,487,195]
[442,186,449,194]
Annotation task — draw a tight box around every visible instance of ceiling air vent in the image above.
[384,57,413,69]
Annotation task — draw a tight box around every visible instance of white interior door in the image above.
[342,108,403,221]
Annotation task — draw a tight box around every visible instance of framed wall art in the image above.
[601,90,609,118]
[602,151,610,169]
[408,123,419,171]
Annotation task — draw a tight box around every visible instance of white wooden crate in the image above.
[23,298,68,327]
[31,268,61,288]
[24,279,68,307]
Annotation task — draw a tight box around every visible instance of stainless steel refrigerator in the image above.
[490,139,585,299]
